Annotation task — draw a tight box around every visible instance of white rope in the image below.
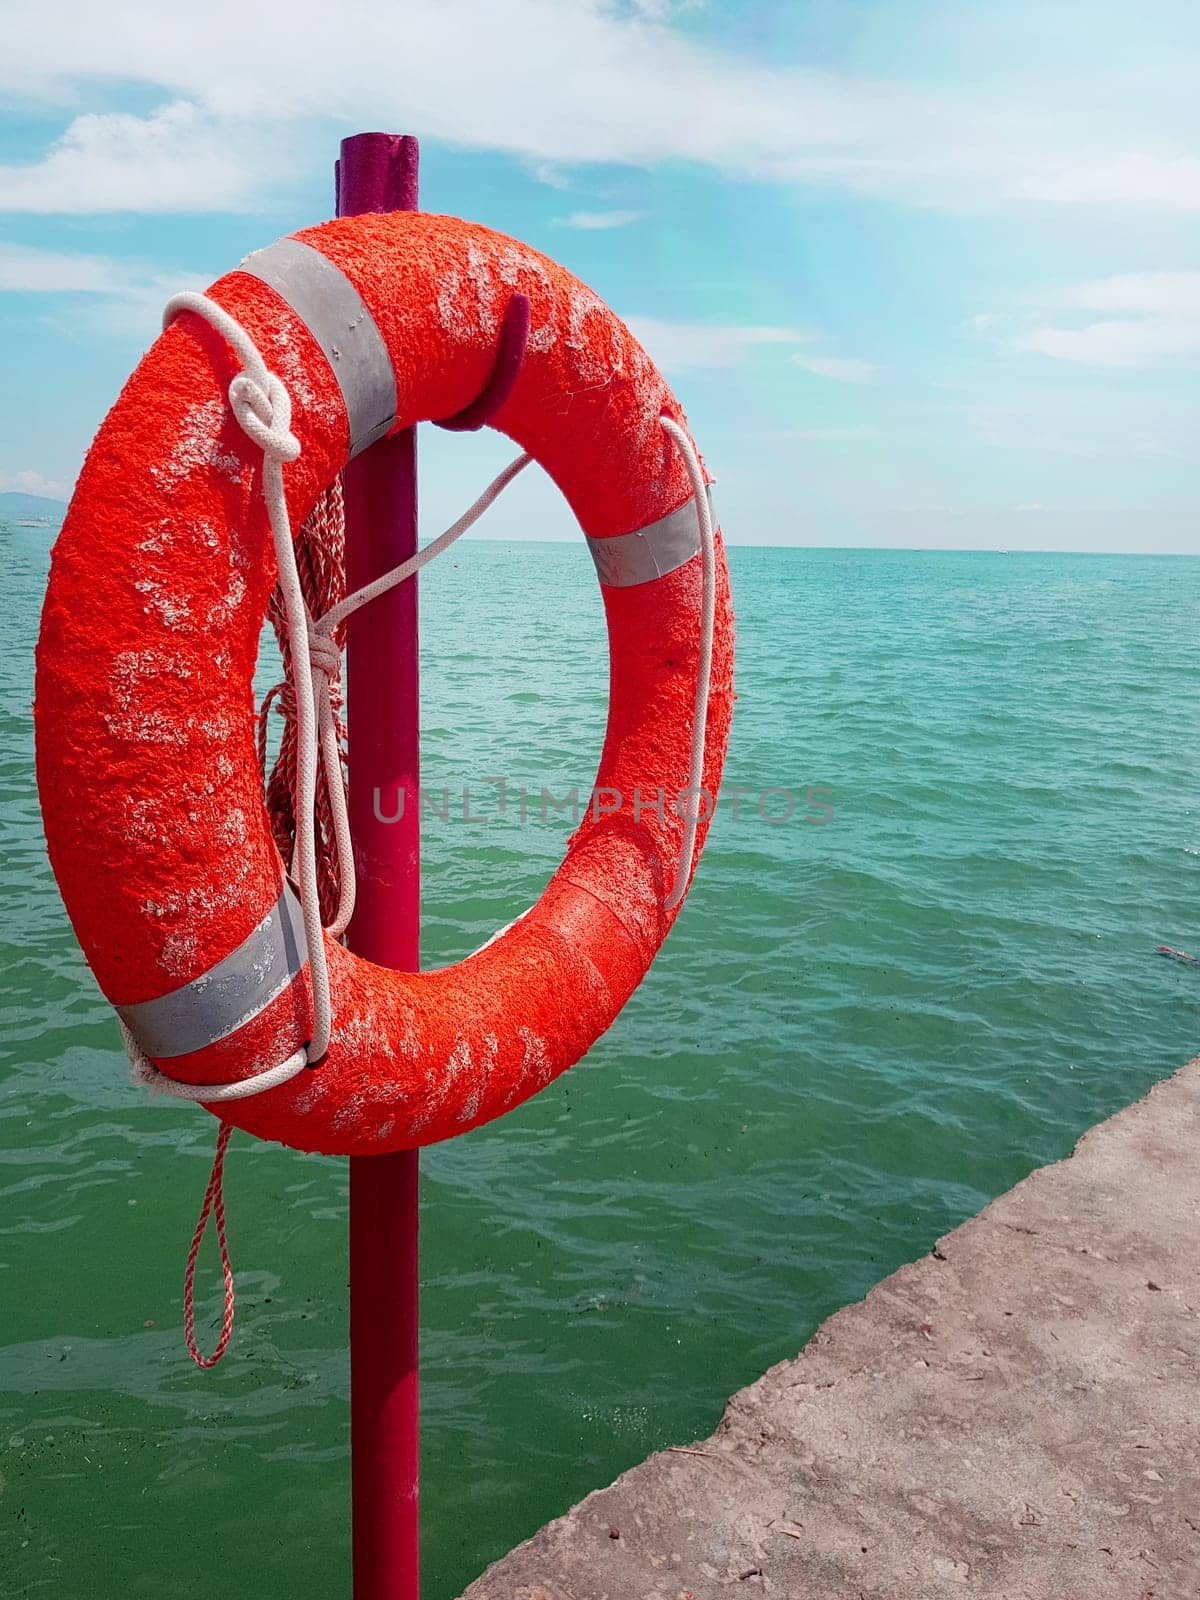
[163,292,332,1075]
[123,1019,310,1103]
[128,293,528,1103]
[134,294,714,1102]
[318,450,532,635]
[660,417,717,912]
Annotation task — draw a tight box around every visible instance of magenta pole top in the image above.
[337,133,419,219]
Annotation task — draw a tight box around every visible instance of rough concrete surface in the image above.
[461,1059,1200,1600]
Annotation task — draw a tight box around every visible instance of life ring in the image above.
[34,211,734,1157]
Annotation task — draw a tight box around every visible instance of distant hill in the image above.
[0,492,67,529]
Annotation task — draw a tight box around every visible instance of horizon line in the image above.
[2,495,1195,559]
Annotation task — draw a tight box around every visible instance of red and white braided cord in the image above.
[258,480,349,926]
[183,1121,235,1368]
[189,489,347,1368]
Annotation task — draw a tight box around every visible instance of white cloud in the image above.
[0,102,257,213]
[1016,319,1200,366]
[559,209,645,230]
[0,241,201,337]
[0,1,1196,215]
[0,3,919,200]
[1049,271,1200,316]
[624,318,809,369]
[992,271,1200,367]
[0,241,133,293]
[791,353,876,382]
[0,469,69,499]
[1012,153,1200,212]
[623,318,876,383]
[530,162,574,191]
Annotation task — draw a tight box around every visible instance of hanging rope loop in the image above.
[182,1121,236,1369]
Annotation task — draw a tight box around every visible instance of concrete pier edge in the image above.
[460,1057,1200,1599]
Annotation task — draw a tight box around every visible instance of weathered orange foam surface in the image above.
[34,212,734,1155]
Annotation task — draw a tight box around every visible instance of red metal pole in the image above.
[339,131,421,1600]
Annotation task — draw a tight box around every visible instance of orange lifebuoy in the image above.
[34,211,734,1156]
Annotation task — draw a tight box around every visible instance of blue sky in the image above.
[2,0,1199,551]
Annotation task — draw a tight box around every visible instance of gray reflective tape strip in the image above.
[586,486,714,588]
[116,885,309,1060]
[238,237,397,458]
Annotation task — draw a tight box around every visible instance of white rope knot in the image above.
[228,371,300,464]
[306,625,341,682]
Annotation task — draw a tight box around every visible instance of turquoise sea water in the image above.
[3,524,1199,1596]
